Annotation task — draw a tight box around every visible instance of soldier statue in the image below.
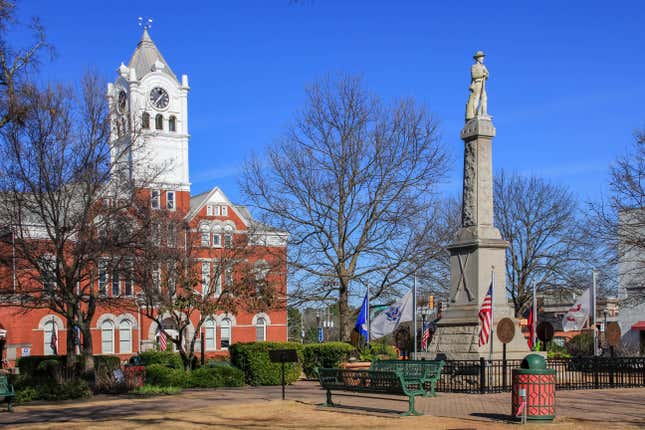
[465,51,489,121]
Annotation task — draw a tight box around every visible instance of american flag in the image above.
[478,284,493,347]
[159,331,167,351]
[50,321,58,355]
[421,322,431,351]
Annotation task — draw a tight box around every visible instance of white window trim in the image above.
[166,191,176,211]
[119,320,132,354]
[202,262,211,296]
[98,259,108,295]
[44,321,58,355]
[206,205,213,216]
[151,189,160,210]
[220,319,231,350]
[221,206,228,216]
[212,233,221,248]
[204,319,217,351]
[256,317,267,342]
[214,206,221,216]
[101,320,115,354]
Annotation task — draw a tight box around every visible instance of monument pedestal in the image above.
[426,114,529,360]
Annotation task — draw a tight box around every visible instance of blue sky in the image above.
[18,0,644,206]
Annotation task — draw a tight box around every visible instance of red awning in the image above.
[631,321,645,331]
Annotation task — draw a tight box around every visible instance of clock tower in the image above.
[108,28,191,212]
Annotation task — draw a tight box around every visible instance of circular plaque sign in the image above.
[496,318,516,344]
[536,321,554,343]
[605,322,622,347]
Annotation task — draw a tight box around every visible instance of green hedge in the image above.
[188,366,244,388]
[229,342,304,386]
[144,364,188,387]
[17,355,121,375]
[137,351,184,369]
[144,363,244,388]
[302,342,355,379]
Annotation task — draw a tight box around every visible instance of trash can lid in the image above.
[521,353,546,369]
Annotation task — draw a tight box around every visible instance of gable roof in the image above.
[128,28,178,82]
[186,186,249,227]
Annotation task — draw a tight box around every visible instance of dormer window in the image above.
[155,114,163,130]
[142,112,150,129]
[169,116,176,132]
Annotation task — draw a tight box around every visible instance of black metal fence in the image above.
[436,357,645,394]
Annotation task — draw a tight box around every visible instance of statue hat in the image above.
[473,50,485,59]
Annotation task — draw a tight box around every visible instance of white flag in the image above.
[562,288,591,332]
[370,290,414,339]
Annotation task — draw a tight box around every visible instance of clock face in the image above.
[149,87,169,110]
[117,90,127,113]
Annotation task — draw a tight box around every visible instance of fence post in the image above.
[593,356,599,389]
[479,357,486,394]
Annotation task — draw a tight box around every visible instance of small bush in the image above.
[567,333,594,357]
[229,342,303,386]
[138,351,184,369]
[302,342,355,379]
[131,384,182,396]
[15,387,37,404]
[144,363,188,387]
[188,366,244,388]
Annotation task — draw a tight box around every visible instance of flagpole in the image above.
[489,267,494,362]
[365,283,370,347]
[592,269,598,356]
[413,273,417,360]
[532,282,537,350]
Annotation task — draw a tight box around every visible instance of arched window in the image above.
[119,320,132,354]
[168,115,176,132]
[155,114,163,130]
[142,112,150,129]
[204,319,216,351]
[44,320,58,355]
[220,318,231,349]
[256,317,266,342]
[101,320,115,354]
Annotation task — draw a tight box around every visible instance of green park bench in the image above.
[370,360,444,397]
[0,375,15,412]
[318,367,427,416]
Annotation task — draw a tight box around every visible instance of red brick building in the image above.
[0,29,288,365]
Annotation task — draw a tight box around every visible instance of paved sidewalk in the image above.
[0,381,643,428]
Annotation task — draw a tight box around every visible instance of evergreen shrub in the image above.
[302,342,355,379]
[229,342,303,385]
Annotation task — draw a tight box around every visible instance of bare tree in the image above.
[242,75,448,341]
[0,1,51,129]
[0,74,145,370]
[130,210,285,370]
[592,131,644,301]
[494,170,595,315]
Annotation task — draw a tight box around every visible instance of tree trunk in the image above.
[80,322,94,374]
[338,284,350,342]
[65,317,77,370]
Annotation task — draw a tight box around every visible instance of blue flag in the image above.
[355,292,369,339]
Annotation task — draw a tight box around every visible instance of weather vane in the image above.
[138,17,153,30]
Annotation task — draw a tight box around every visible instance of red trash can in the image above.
[511,354,555,421]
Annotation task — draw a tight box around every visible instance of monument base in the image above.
[425,307,531,360]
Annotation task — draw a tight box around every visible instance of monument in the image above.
[427,51,530,360]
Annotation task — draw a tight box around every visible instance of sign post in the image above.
[497,317,516,388]
[268,349,299,400]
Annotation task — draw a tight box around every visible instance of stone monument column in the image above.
[427,51,529,360]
